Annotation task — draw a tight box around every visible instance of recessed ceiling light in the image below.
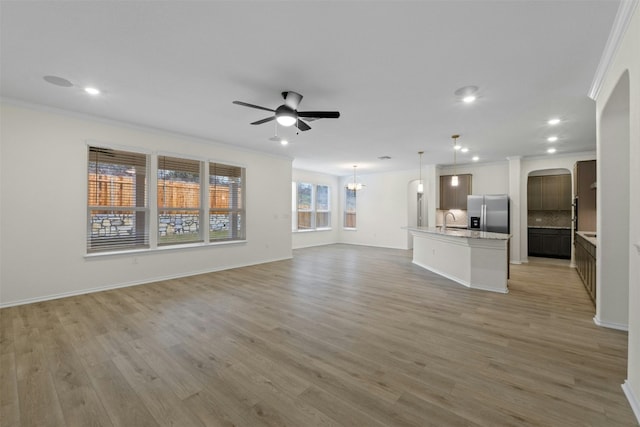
[43,75,73,87]
[461,147,469,153]
[84,87,101,95]
[472,156,479,161]
[547,148,557,154]
[280,139,289,146]
[462,95,476,103]
[454,144,462,151]
[547,136,558,142]
[548,118,561,125]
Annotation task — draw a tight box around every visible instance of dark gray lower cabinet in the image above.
[528,228,571,259]
[574,233,596,305]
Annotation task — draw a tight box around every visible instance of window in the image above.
[209,162,245,241]
[89,148,247,254]
[315,185,330,228]
[296,182,314,230]
[345,188,356,228]
[158,156,201,245]
[292,182,331,231]
[87,146,149,253]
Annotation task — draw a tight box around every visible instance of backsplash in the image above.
[436,209,468,227]
[528,210,572,227]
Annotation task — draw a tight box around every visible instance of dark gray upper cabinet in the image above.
[439,174,472,210]
[527,175,572,211]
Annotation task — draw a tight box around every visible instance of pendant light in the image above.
[417,151,424,193]
[451,134,460,187]
[346,165,363,191]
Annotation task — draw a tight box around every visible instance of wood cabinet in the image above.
[558,174,572,210]
[439,174,472,210]
[575,233,596,305]
[527,177,542,210]
[528,227,571,259]
[527,174,571,211]
[574,160,596,231]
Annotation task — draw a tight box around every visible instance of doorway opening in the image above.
[526,169,572,264]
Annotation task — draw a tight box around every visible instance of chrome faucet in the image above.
[444,211,456,229]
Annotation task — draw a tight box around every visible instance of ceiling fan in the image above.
[233,91,340,132]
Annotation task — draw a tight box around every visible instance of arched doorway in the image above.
[526,168,573,263]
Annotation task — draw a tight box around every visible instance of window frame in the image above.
[86,144,248,257]
[157,154,204,246]
[208,160,246,242]
[292,181,332,232]
[344,187,357,230]
[87,144,151,254]
[315,184,331,230]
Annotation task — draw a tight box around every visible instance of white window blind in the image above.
[87,146,149,252]
[158,155,202,245]
[209,162,245,241]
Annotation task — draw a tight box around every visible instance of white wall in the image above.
[0,103,293,306]
[292,169,340,249]
[594,2,639,419]
[338,169,418,250]
[598,73,630,330]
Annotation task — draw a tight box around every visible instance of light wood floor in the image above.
[1,244,636,426]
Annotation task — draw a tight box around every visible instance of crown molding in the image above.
[588,0,639,100]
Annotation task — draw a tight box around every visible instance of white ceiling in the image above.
[0,1,619,176]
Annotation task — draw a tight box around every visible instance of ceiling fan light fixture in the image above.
[276,114,296,127]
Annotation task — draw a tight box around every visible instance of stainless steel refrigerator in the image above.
[467,195,510,233]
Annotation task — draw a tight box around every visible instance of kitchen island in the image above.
[407,226,511,293]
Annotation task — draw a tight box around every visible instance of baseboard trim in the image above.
[0,256,293,308]
[593,315,629,331]
[412,260,470,289]
[622,380,640,424]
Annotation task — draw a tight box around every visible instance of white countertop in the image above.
[528,226,572,229]
[405,226,511,241]
[576,231,597,246]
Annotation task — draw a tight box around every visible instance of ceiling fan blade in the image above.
[233,101,275,112]
[297,111,340,119]
[251,116,275,125]
[282,91,303,109]
[295,119,311,131]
